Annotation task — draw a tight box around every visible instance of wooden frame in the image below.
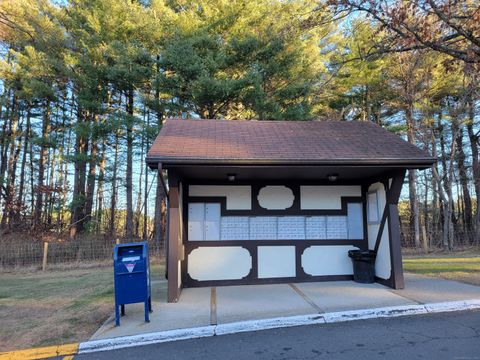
[181,180,367,288]
[161,169,407,302]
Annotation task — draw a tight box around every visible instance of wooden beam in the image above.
[167,172,181,302]
[386,170,406,289]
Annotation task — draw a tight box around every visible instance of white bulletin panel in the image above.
[302,245,358,276]
[220,216,250,240]
[278,216,305,239]
[189,202,364,241]
[205,203,221,240]
[300,186,361,210]
[367,191,380,223]
[305,216,327,239]
[326,216,348,239]
[347,203,364,240]
[189,185,252,210]
[257,186,295,210]
[249,217,277,240]
[258,246,296,278]
[188,203,205,241]
[188,246,252,281]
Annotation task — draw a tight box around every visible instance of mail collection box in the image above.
[113,242,152,326]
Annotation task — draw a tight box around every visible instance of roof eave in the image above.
[146,156,436,170]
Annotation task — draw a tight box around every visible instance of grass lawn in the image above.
[0,264,164,352]
[403,248,480,286]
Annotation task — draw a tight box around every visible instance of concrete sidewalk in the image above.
[91,273,480,340]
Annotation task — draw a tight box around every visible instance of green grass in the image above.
[403,253,480,286]
[0,263,165,352]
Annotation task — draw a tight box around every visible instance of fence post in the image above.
[42,242,49,271]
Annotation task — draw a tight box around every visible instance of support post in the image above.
[167,172,181,302]
[386,170,407,289]
[42,242,48,271]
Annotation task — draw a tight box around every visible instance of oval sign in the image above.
[257,186,295,210]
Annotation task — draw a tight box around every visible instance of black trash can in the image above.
[348,250,376,283]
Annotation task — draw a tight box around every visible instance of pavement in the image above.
[76,310,480,360]
[90,273,480,340]
[2,273,479,359]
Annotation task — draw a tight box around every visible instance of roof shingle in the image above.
[146,119,435,167]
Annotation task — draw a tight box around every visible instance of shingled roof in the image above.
[146,119,435,168]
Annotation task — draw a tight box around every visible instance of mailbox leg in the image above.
[115,303,120,326]
[148,296,152,313]
[144,301,150,323]
[121,304,125,316]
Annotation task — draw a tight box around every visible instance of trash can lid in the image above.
[348,249,376,259]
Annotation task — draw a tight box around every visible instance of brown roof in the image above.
[146,119,435,168]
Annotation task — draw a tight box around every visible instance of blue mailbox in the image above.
[113,242,152,326]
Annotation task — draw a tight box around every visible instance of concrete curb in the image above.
[78,299,480,355]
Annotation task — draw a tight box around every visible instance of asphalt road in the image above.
[76,311,480,360]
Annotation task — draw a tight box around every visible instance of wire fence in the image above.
[400,223,479,250]
[0,237,166,271]
[1,224,476,271]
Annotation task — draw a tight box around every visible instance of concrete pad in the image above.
[90,275,480,342]
[91,287,211,340]
[392,273,480,304]
[295,280,415,312]
[216,284,315,323]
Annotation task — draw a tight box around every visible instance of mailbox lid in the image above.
[114,242,149,274]
[114,242,147,261]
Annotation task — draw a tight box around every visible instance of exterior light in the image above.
[327,173,339,182]
[227,174,236,182]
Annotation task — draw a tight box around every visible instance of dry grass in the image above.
[0,264,165,352]
[403,247,480,286]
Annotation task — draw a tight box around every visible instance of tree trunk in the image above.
[34,101,51,227]
[70,107,88,239]
[17,103,31,224]
[405,106,420,248]
[2,94,19,227]
[455,128,473,243]
[125,89,134,239]
[85,115,98,227]
[0,89,12,205]
[109,131,119,238]
[467,99,480,244]
[96,138,106,234]
[143,110,151,240]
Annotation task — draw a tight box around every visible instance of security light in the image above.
[327,173,339,182]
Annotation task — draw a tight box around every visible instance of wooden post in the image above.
[167,172,181,303]
[116,238,120,245]
[386,170,407,290]
[42,242,49,271]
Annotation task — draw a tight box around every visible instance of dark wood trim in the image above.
[186,239,364,249]
[185,274,354,288]
[187,195,361,216]
[187,194,363,217]
[185,178,370,187]
[183,240,365,288]
[386,171,406,289]
[157,163,169,197]
[369,171,406,290]
[361,184,370,246]
[374,276,391,287]
[148,159,435,168]
[373,180,390,254]
[181,180,370,288]
[167,172,182,303]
